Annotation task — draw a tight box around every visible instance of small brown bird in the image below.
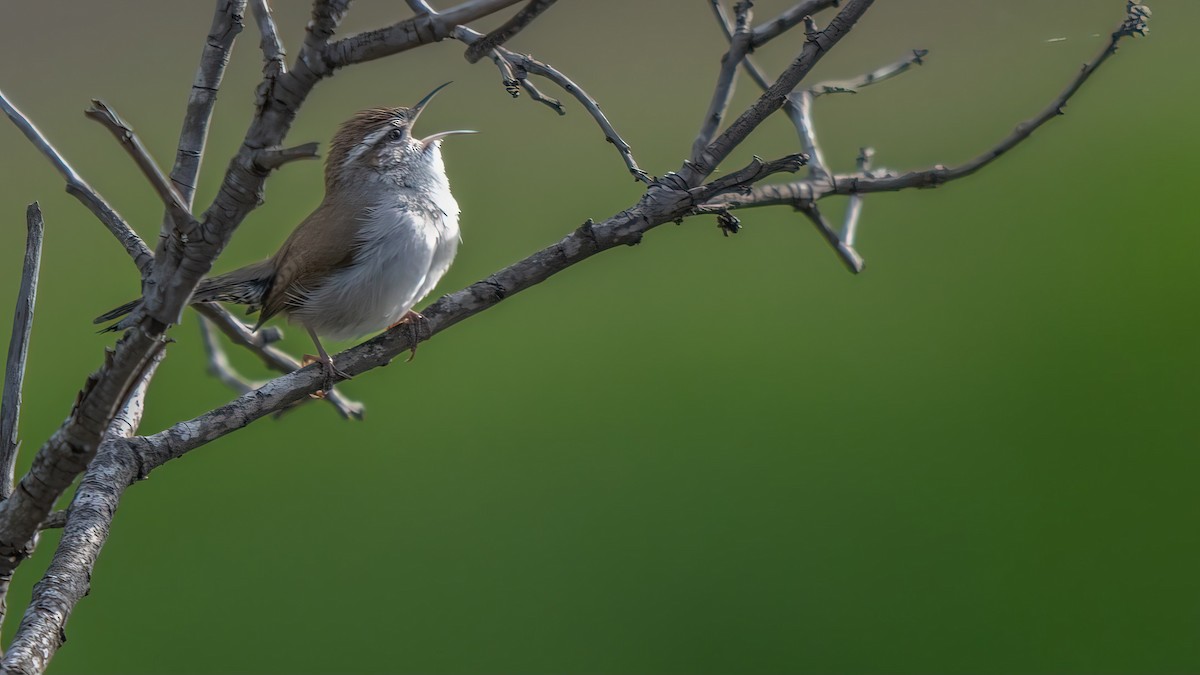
[96,82,475,386]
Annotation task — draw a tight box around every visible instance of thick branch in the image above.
[1,204,44,501]
[0,91,153,275]
[1,351,164,675]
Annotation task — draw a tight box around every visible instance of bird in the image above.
[95,82,476,388]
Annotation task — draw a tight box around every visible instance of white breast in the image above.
[296,193,460,341]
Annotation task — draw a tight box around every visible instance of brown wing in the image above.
[256,199,364,327]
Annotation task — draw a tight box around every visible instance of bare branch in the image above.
[0,90,154,275]
[751,0,840,48]
[84,100,196,232]
[699,153,808,200]
[250,0,287,78]
[1,351,165,675]
[194,304,364,420]
[841,147,873,246]
[797,201,865,274]
[1,203,44,500]
[786,90,827,176]
[170,0,247,210]
[680,0,877,186]
[406,0,437,14]
[709,0,772,90]
[709,4,1152,208]
[456,26,649,182]
[324,0,524,68]
[197,314,259,395]
[809,48,928,96]
[692,1,754,161]
[464,0,558,63]
[252,142,321,171]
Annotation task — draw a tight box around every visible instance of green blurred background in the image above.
[0,1,1196,672]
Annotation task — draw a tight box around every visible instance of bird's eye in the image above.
[386,128,403,142]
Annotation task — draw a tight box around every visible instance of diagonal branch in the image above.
[1,203,44,501]
[1,350,165,675]
[809,48,928,96]
[0,91,154,275]
[85,100,196,232]
[455,26,649,182]
[692,1,754,161]
[464,0,558,63]
[194,304,364,420]
[797,201,865,273]
[751,0,840,48]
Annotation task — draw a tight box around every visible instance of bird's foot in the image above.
[388,310,426,362]
[302,353,352,397]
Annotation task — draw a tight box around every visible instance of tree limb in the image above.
[0,351,164,675]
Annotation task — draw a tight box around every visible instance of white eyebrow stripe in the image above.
[342,125,398,167]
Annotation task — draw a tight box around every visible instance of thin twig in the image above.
[464,0,558,63]
[195,304,365,420]
[1,203,44,500]
[797,201,864,273]
[706,4,1152,208]
[456,26,650,182]
[680,0,877,185]
[198,315,260,395]
[751,0,841,48]
[692,1,754,161]
[809,49,928,96]
[85,100,196,232]
[252,142,321,171]
[841,147,873,246]
[0,90,154,275]
[406,0,437,14]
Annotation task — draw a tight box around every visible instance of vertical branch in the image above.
[168,0,248,209]
[692,1,754,161]
[840,146,873,246]
[0,203,44,500]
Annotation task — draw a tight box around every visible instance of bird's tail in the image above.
[93,260,275,332]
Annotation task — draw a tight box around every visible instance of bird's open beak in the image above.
[410,82,477,147]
